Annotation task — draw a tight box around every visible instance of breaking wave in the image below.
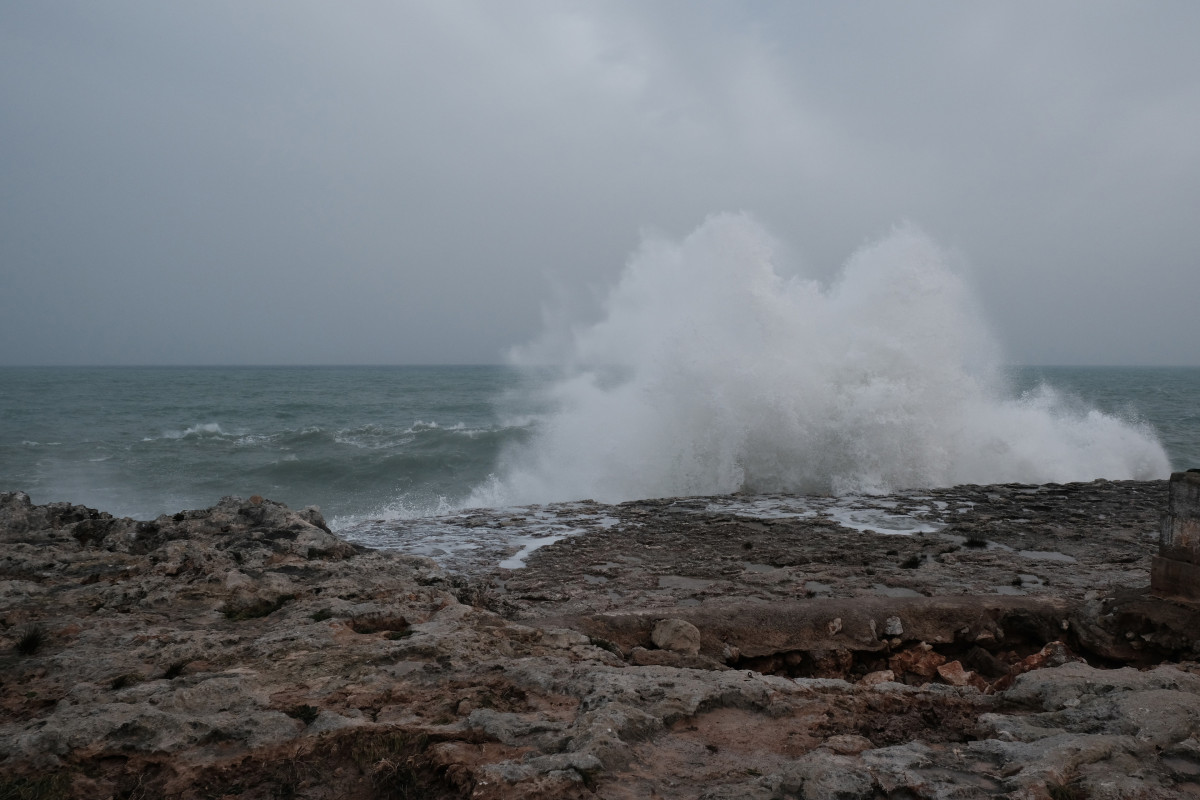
[472,213,1169,505]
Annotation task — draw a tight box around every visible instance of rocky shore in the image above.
[2,480,1199,799]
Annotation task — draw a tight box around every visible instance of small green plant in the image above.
[350,731,428,772]
[162,660,189,680]
[1046,781,1082,800]
[15,624,44,656]
[110,673,142,691]
[349,615,409,636]
[589,636,623,657]
[285,704,320,725]
[310,608,333,622]
[0,772,72,800]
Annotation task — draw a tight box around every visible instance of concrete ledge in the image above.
[1151,555,1200,601]
[1152,471,1200,598]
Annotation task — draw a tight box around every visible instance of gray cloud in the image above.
[2,1,1197,365]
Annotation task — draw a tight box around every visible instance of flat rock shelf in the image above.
[2,480,1199,799]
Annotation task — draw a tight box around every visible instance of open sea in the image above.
[1,365,1197,536]
[7,220,1198,547]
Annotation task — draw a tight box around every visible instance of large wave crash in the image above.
[471,213,1170,506]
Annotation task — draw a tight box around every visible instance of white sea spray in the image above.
[473,213,1170,505]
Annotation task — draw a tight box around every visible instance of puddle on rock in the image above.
[659,575,714,591]
[1018,550,1077,563]
[873,585,924,598]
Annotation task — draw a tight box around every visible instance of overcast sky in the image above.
[2,1,1198,366]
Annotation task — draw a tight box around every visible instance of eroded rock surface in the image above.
[2,482,1199,799]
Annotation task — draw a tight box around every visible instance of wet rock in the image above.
[3,482,1200,799]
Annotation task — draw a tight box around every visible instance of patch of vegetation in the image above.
[349,731,428,769]
[478,684,527,711]
[589,636,624,658]
[110,673,142,691]
[162,660,189,680]
[964,536,988,548]
[0,773,72,800]
[221,594,296,621]
[285,704,320,725]
[448,576,505,611]
[349,615,409,635]
[899,554,923,569]
[579,764,601,791]
[349,731,435,799]
[180,725,459,799]
[1046,781,1083,800]
[15,624,44,656]
[310,608,334,622]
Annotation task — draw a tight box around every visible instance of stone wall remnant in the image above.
[1152,470,1200,601]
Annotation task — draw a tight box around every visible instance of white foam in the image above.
[825,505,944,535]
[497,531,576,569]
[153,422,230,441]
[338,500,613,572]
[471,214,1169,506]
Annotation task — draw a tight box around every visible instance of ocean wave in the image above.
[331,494,462,530]
[233,433,277,447]
[331,421,506,450]
[472,213,1171,506]
[404,420,514,438]
[148,422,232,441]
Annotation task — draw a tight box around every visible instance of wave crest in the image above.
[476,213,1169,505]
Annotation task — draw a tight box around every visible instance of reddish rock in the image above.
[935,659,987,690]
[889,642,946,681]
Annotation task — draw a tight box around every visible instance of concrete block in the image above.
[1152,470,1200,600]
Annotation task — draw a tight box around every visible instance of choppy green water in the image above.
[0,366,531,525]
[1009,366,1200,473]
[0,365,1196,528]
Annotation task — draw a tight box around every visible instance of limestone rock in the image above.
[3,482,1200,799]
[650,617,701,655]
